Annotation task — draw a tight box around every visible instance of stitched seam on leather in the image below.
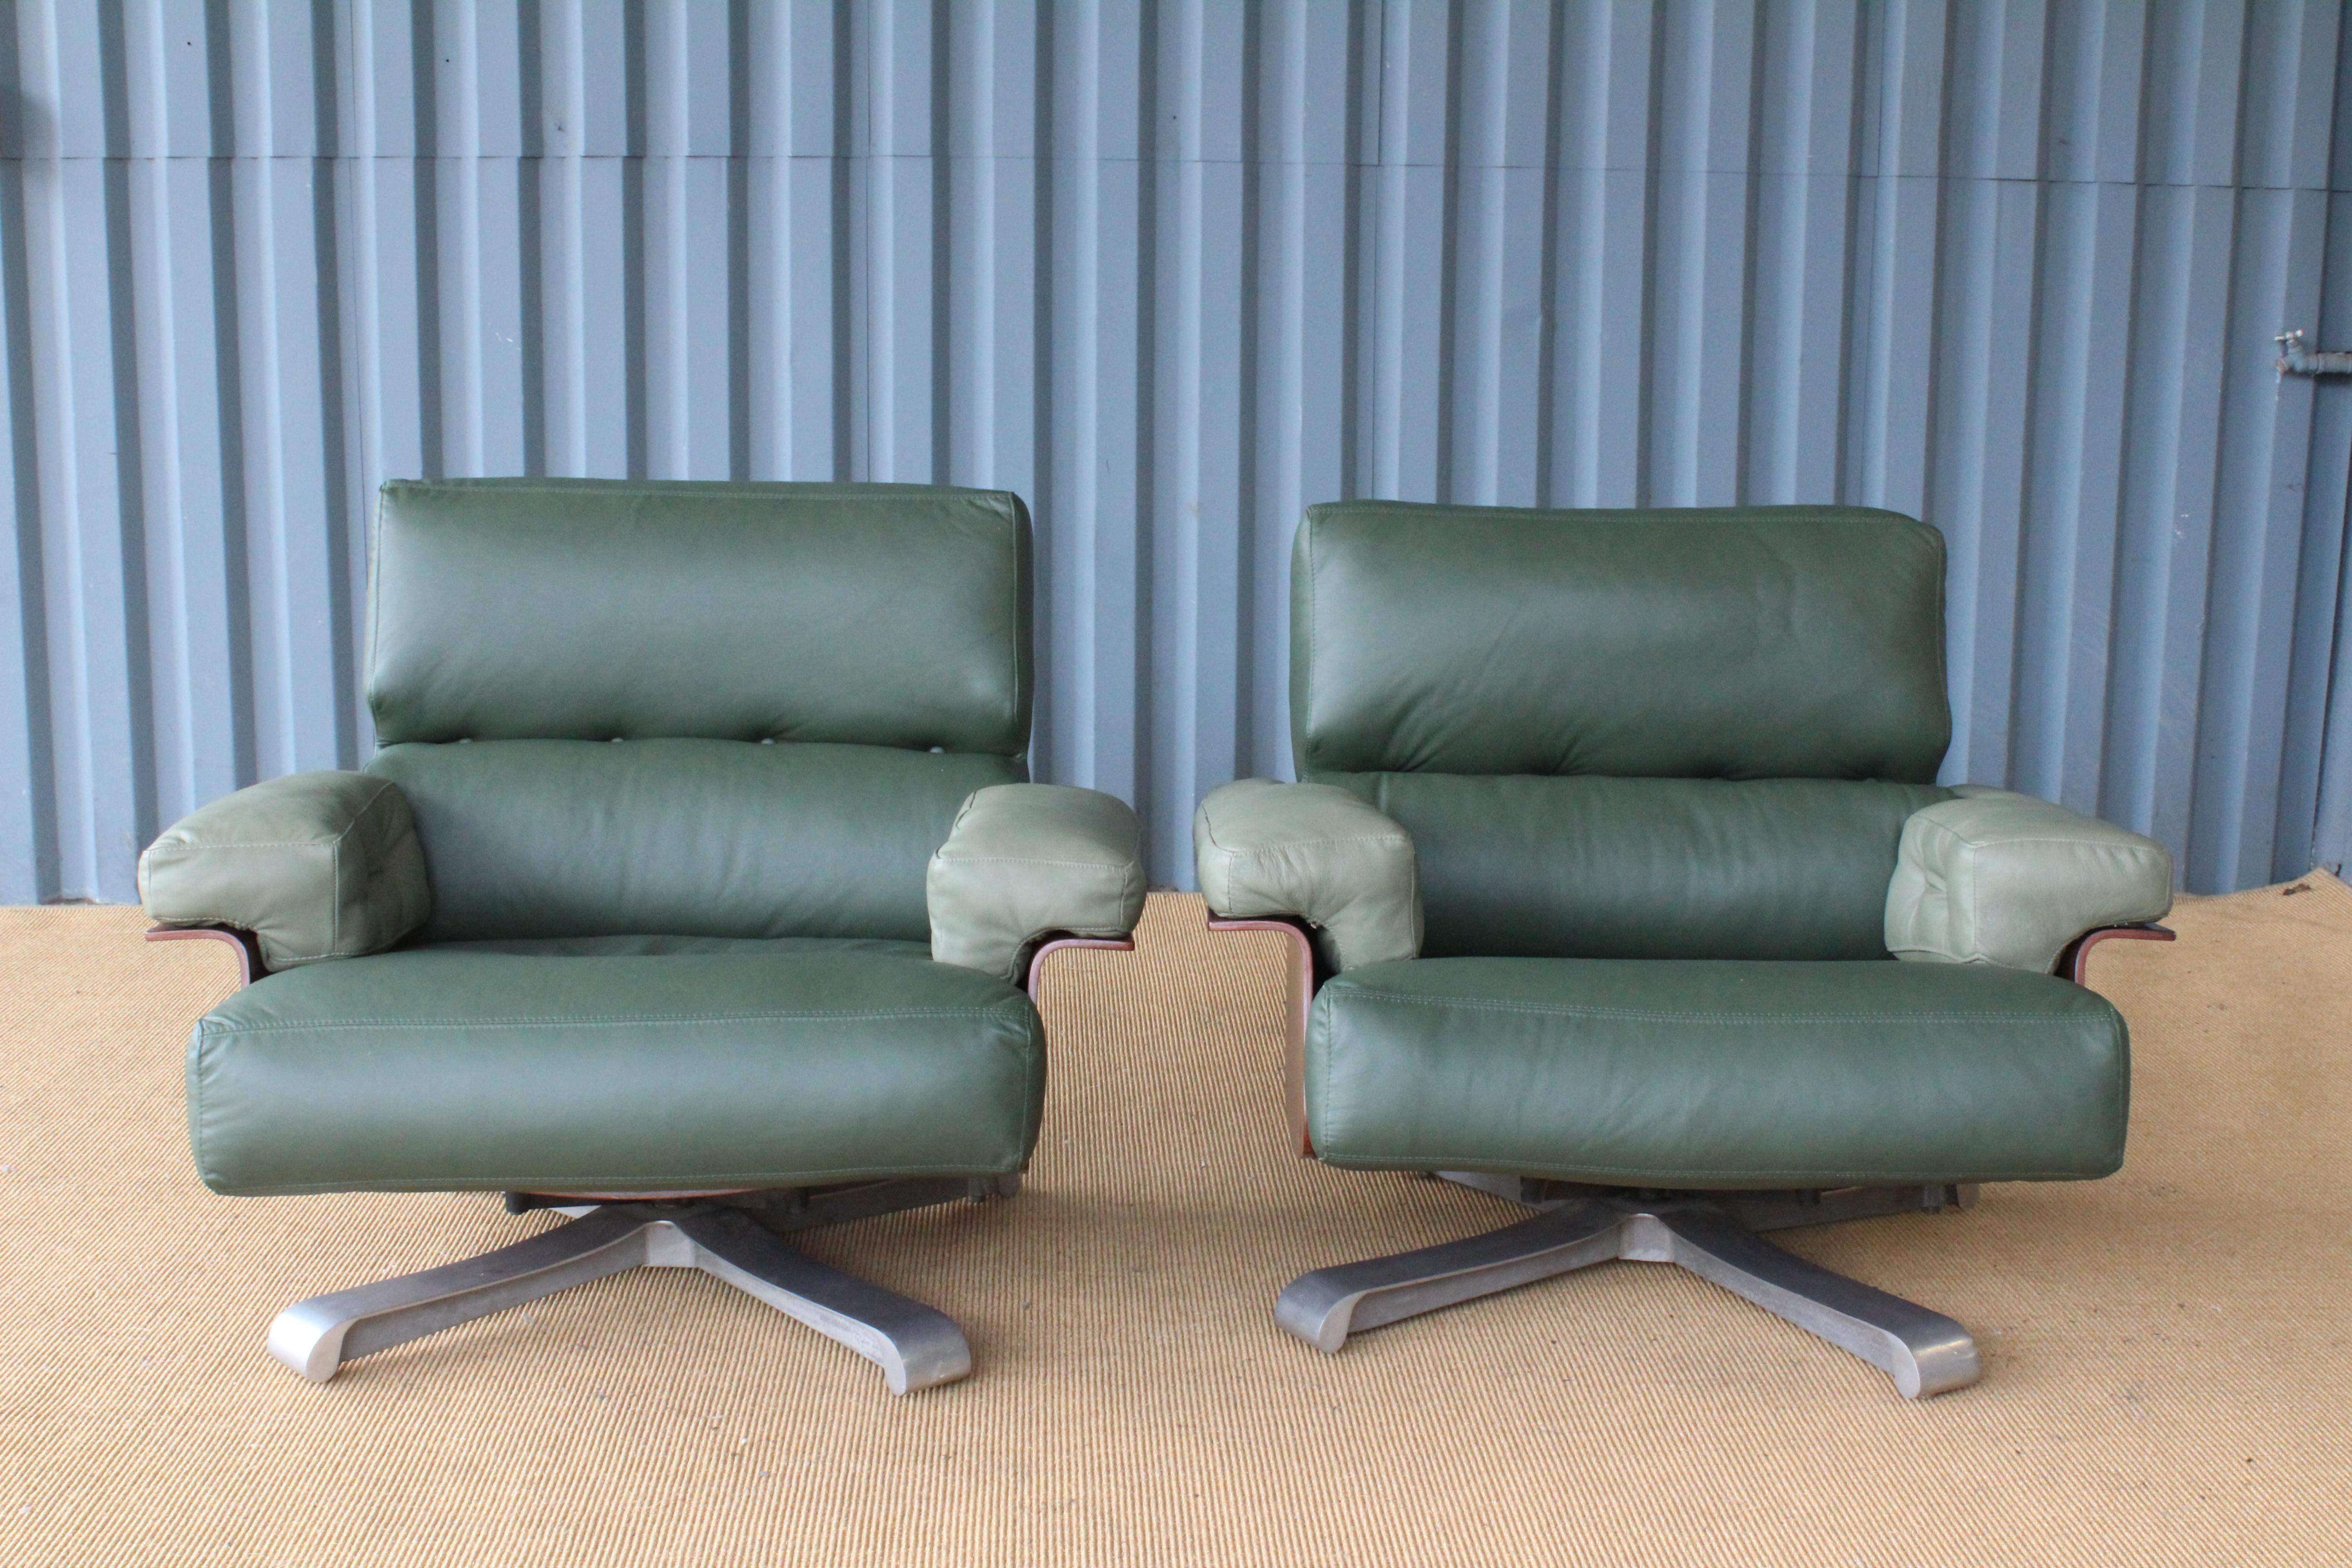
[1910,815,1977,956]
[1198,793,1405,925]
[364,487,385,728]
[1196,803,1240,909]
[188,1026,213,1186]
[997,918,1132,983]
[147,840,347,853]
[947,790,981,836]
[1920,807,2161,855]
[1013,921,1129,942]
[1938,832,2160,849]
[1916,802,2167,864]
[1238,833,1407,853]
[220,1162,1032,1194]
[1327,1155,2096,1182]
[1304,516,1318,771]
[937,855,1132,871]
[1316,993,1333,1149]
[150,912,258,931]
[1406,840,1421,956]
[318,782,402,960]
[1960,818,1982,960]
[1328,993,2100,1024]
[1007,518,1022,755]
[208,1006,1028,1034]
[2105,1009,2129,1149]
[150,779,406,962]
[1926,521,1950,768]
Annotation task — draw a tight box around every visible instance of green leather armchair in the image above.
[1196,501,2173,1398]
[142,478,1144,1393]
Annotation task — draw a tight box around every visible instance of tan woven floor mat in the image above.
[2,878,2348,1565]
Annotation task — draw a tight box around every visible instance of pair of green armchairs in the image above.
[142,480,2172,1400]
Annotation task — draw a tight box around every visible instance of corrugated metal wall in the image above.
[4,0,2350,900]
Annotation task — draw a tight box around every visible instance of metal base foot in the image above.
[269,1176,1016,1393]
[1275,1180,1982,1399]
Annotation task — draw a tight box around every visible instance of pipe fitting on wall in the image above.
[2277,330,2352,377]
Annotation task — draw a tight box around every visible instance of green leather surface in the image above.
[1308,958,2128,1186]
[188,945,1045,1194]
[368,479,1033,755]
[1291,502,1950,781]
[430,935,933,959]
[1319,773,1950,960]
[927,784,1147,980]
[1887,788,2176,972]
[139,772,430,969]
[369,739,1020,943]
[1193,779,1421,971]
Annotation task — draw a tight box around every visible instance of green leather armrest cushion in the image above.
[1193,778,1421,972]
[138,772,431,970]
[1885,787,2174,973]
[927,784,1146,981]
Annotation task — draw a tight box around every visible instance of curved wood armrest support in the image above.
[2058,923,2176,985]
[1023,936,1135,1003]
[1205,915,1320,1157]
[145,923,268,988]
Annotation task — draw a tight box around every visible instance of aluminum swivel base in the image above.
[267,1176,1017,1394]
[1276,1177,1983,1399]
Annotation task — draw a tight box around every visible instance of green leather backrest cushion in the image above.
[1320,773,1954,960]
[371,740,1023,942]
[1292,502,1950,781]
[368,479,1033,754]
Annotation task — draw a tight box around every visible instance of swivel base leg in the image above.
[267,1176,1016,1393]
[1274,1181,1981,1399]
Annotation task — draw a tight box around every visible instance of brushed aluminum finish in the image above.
[266,1180,998,1393]
[1275,1184,1984,1400]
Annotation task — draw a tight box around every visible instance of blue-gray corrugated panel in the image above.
[3,0,2349,899]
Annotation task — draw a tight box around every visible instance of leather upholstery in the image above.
[1205,498,2146,1198]
[140,478,1142,1200]
[1308,958,2127,1186]
[1193,779,1420,971]
[189,946,1044,1194]
[1887,788,2175,971]
[138,772,429,969]
[927,784,1148,981]
[431,935,933,959]
[368,479,1033,755]
[1291,502,1949,781]
[369,738,1018,943]
[1318,772,1950,960]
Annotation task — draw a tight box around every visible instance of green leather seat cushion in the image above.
[189,944,1044,1196]
[1307,958,2127,1186]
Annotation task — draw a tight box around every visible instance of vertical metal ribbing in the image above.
[0,0,2347,897]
